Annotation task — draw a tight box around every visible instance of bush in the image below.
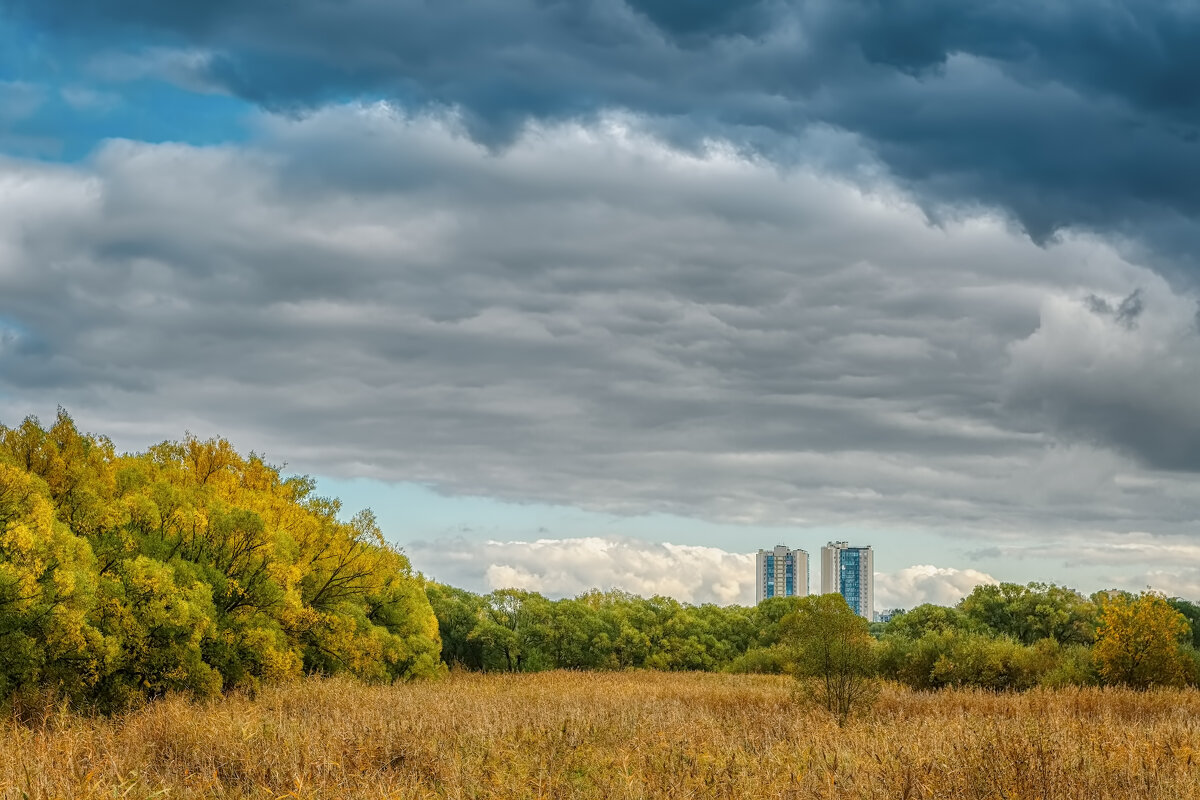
[928,634,1037,691]
[725,646,790,674]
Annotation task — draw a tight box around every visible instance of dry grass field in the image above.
[4,671,1200,799]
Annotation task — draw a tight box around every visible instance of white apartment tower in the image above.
[755,545,809,604]
[820,541,874,619]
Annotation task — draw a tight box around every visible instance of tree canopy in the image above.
[1093,591,1191,689]
[0,410,443,710]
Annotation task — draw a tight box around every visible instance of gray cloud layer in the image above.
[2,108,1200,544]
[12,0,1200,265]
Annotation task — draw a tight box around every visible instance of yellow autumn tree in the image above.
[0,411,444,711]
[0,462,106,699]
[1093,591,1190,689]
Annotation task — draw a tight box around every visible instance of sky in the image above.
[3,0,1200,611]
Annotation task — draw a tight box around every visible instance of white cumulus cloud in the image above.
[874,565,999,611]
[411,535,1002,610]
[412,536,757,605]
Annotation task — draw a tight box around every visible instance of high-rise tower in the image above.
[820,541,874,618]
[755,546,809,604]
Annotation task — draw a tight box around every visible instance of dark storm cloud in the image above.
[10,0,1200,259]
[1006,284,1200,471]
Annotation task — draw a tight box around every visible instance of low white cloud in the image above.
[874,565,999,611]
[411,536,1005,610]
[411,536,756,605]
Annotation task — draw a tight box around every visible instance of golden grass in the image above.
[5,671,1200,799]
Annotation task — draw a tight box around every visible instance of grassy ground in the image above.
[4,671,1200,798]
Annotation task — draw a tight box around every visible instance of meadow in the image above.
[5,671,1200,799]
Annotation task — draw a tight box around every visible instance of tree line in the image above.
[425,583,794,673]
[427,579,1200,691]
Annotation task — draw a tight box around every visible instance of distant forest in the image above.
[2,412,1198,712]
[429,580,1200,690]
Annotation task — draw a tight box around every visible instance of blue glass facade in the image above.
[821,542,872,617]
[757,547,808,603]
[840,549,862,612]
[840,554,859,609]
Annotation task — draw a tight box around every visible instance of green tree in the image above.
[959,582,1096,645]
[426,583,486,669]
[470,589,548,671]
[750,595,806,646]
[782,593,878,725]
[1167,597,1200,649]
[540,596,603,669]
[875,631,953,690]
[885,604,981,639]
[926,633,1039,691]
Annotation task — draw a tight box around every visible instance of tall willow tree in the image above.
[0,409,443,710]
